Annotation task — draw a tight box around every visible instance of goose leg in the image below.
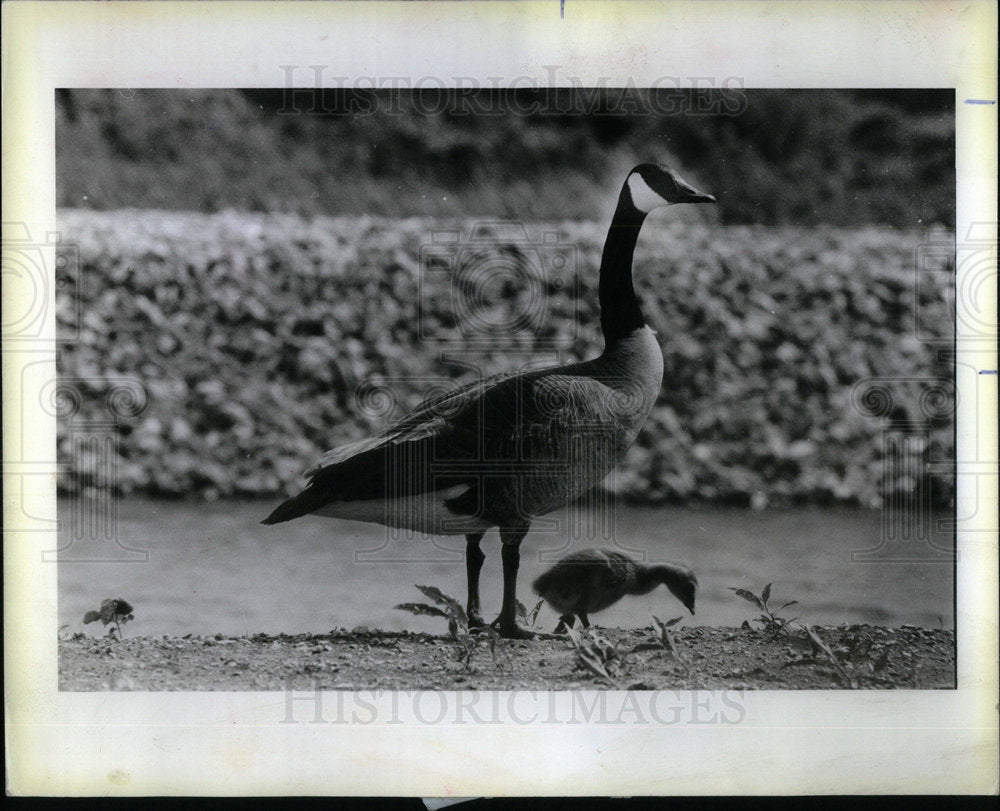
[495,526,535,639]
[465,532,487,628]
[553,614,575,634]
[579,613,590,629]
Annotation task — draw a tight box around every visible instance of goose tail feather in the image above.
[261,485,329,525]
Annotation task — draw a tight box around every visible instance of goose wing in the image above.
[263,363,621,524]
[301,369,525,478]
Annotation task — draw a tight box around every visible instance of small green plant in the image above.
[395,584,500,671]
[83,598,134,639]
[784,626,893,689]
[649,615,684,656]
[629,615,695,682]
[802,624,854,687]
[631,615,684,655]
[516,598,544,629]
[841,631,891,682]
[565,626,626,687]
[729,583,797,639]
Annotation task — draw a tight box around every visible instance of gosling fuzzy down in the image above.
[532,548,697,633]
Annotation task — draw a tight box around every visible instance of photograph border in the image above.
[3,0,997,796]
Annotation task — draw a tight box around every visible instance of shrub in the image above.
[56,209,953,507]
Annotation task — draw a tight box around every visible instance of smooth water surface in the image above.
[57,499,954,637]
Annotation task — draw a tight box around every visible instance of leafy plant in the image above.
[631,615,684,654]
[784,626,893,689]
[565,626,626,687]
[516,598,545,629]
[729,583,797,639]
[395,584,466,637]
[841,631,891,680]
[395,584,500,671]
[629,615,695,682]
[83,598,135,639]
[802,624,854,687]
[650,614,684,655]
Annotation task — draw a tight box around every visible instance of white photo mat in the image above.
[3,0,997,796]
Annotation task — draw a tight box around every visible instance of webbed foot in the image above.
[468,611,490,632]
[490,617,538,640]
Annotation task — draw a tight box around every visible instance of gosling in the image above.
[532,548,697,634]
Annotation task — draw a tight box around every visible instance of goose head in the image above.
[625,163,716,214]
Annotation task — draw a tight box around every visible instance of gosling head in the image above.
[626,163,716,213]
[665,567,698,615]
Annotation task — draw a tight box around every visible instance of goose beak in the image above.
[677,180,716,204]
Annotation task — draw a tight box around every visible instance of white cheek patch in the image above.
[627,173,669,213]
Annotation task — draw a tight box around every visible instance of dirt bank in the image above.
[59,624,954,691]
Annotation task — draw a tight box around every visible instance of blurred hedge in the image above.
[56,209,954,507]
[57,89,954,227]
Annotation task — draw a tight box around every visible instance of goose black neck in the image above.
[599,190,648,349]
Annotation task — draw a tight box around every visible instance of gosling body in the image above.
[532,548,697,633]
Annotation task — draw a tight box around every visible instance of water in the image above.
[57,499,954,637]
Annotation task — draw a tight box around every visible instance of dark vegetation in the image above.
[81,598,135,639]
[54,89,954,507]
[55,210,954,507]
[56,89,954,226]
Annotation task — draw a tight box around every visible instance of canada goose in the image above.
[263,164,715,638]
[532,548,697,634]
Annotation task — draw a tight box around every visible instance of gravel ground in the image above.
[59,624,955,691]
